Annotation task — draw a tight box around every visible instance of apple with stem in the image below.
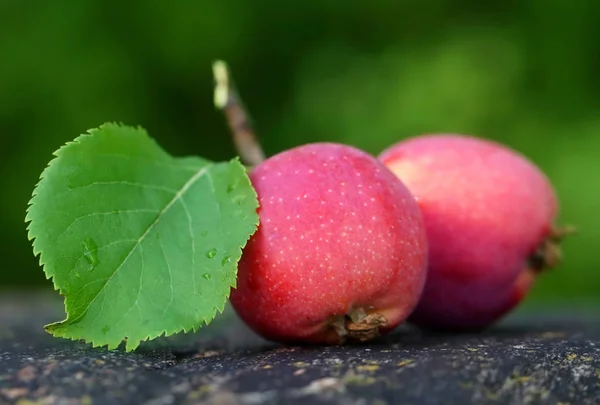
[212,61,429,344]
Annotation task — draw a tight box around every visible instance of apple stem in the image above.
[212,60,266,167]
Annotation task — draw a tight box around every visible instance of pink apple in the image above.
[230,143,428,344]
[379,134,563,330]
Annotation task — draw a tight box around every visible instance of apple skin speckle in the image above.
[379,134,558,330]
[230,142,428,344]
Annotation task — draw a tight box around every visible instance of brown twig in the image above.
[212,60,265,167]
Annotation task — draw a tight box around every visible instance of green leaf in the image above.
[25,123,259,351]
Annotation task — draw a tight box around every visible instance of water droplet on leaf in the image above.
[205,249,217,258]
[202,273,211,280]
[82,238,99,271]
[201,231,207,237]
[221,256,231,266]
[232,194,247,206]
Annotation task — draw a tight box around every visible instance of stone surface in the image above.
[0,292,599,405]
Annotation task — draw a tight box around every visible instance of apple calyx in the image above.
[331,307,388,344]
[527,224,576,273]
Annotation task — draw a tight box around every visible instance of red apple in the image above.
[379,134,564,330]
[230,143,428,344]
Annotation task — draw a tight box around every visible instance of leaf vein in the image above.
[68,181,178,194]
[62,165,210,329]
[157,232,174,321]
[95,153,202,172]
[56,210,159,244]
[180,198,197,298]
[206,173,224,240]
[63,238,139,281]
[111,244,145,333]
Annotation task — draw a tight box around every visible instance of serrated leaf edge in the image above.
[26,130,260,351]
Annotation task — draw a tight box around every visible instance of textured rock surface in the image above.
[0,292,598,405]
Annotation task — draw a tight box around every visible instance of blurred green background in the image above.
[1,1,598,306]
